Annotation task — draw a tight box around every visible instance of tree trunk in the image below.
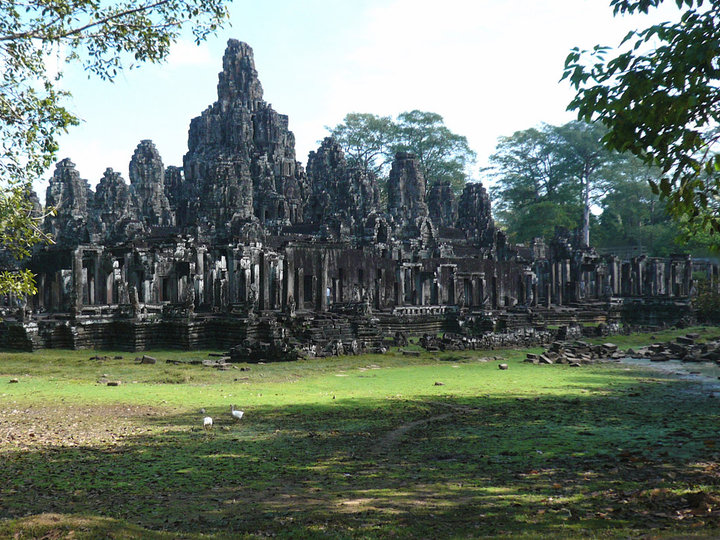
[582,169,591,247]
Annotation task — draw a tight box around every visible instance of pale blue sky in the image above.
[47,0,682,198]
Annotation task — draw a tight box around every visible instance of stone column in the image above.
[259,252,270,311]
[72,248,84,314]
[396,267,405,307]
[317,250,328,312]
[93,251,102,305]
[297,266,305,310]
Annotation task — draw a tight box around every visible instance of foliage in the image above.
[393,110,476,193]
[2,333,720,537]
[693,279,720,321]
[0,0,231,295]
[591,172,678,255]
[327,110,475,194]
[0,184,52,295]
[563,0,720,239]
[502,200,580,243]
[326,112,395,177]
[490,120,651,245]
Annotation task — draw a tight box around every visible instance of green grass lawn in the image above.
[1,326,719,539]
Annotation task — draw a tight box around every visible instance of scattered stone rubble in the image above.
[420,327,555,352]
[524,332,720,367]
[627,333,720,363]
[524,341,625,366]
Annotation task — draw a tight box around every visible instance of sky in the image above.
[47,0,684,199]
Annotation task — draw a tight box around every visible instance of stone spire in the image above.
[387,152,429,224]
[457,182,497,247]
[95,168,137,241]
[427,182,458,228]
[183,39,308,236]
[217,39,264,110]
[306,137,379,232]
[44,158,94,244]
[129,140,174,228]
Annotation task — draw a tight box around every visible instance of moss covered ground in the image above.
[1,326,719,538]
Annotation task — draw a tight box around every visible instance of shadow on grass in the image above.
[2,372,720,538]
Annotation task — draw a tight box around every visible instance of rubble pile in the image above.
[524,341,624,366]
[420,327,555,352]
[627,333,720,363]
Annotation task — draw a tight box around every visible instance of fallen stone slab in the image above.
[107,381,121,386]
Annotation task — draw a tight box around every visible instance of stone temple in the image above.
[1,40,714,353]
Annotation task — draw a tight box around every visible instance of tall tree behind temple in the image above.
[489,123,582,243]
[591,174,676,255]
[490,120,651,246]
[563,0,720,239]
[327,110,475,195]
[392,110,475,194]
[326,113,396,177]
[591,175,718,257]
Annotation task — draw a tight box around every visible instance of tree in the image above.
[326,113,395,177]
[393,110,476,193]
[563,0,720,240]
[591,173,681,255]
[555,121,618,247]
[489,125,579,243]
[490,121,636,245]
[0,0,230,295]
[327,110,475,194]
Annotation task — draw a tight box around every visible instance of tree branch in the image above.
[0,0,173,43]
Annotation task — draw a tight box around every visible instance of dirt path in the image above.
[375,401,481,458]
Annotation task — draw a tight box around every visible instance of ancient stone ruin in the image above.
[1,40,715,356]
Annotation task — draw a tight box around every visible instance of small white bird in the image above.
[203,416,213,430]
[230,405,244,421]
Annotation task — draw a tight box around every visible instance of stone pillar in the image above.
[317,251,328,312]
[259,252,270,311]
[72,248,84,314]
[227,251,237,304]
[397,268,405,307]
[94,252,103,305]
[683,256,693,297]
[545,284,551,308]
[297,266,305,310]
[282,257,290,311]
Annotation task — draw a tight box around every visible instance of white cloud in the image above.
[165,39,214,69]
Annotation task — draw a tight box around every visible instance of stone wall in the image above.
[7,39,709,354]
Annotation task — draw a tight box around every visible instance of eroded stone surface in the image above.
[8,39,703,353]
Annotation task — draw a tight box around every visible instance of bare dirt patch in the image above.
[0,404,162,449]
